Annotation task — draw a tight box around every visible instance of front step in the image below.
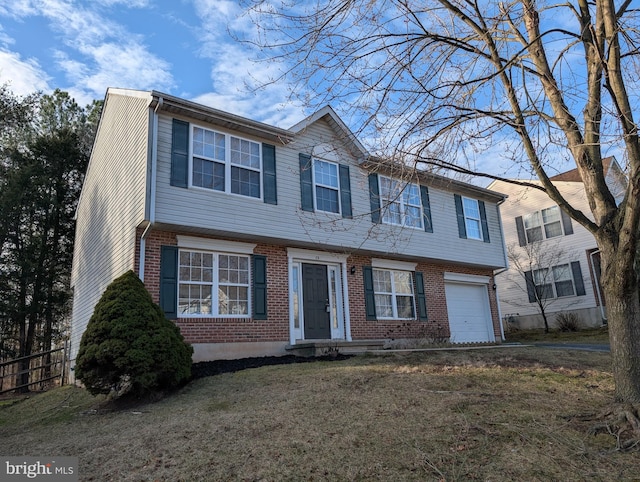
[285,339,386,357]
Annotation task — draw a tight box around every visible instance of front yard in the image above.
[1,343,635,481]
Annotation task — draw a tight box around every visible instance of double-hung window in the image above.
[523,206,563,243]
[313,159,340,213]
[532,263,576,300]
[372,268,415,319]
[178,250,250,317]
[191,125,261,199]
[379,176,423,229]
[462,197,482,240]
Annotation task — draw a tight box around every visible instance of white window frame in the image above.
[524,206,563,243]
[461,197,483,240]
[189,124,263,200]
[379,176,424,229]
[532,263,576,299]
[312,158,341,215]
[177,248,252,318]
[372,267,416,320]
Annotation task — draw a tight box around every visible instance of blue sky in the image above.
[0,0,305,128]
[1,1,624,183]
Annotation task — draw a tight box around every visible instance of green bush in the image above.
[75,270,193,397]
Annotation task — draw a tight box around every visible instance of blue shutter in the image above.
[363,266,377,320]
[479,200,490,243]
[515,216,527,246]
[524,270,537,303]
[420,185,433,233]
[299,154,314,212]
[571,261,586,296]
[262,143,277,205]
[160,246,179,318]
[414,271,428,321]
[454,194,467,238]
[339,164,352,218]
[171,119,189,188]
[253,255,268,319]
[368,174,381,224]
[561,208,574,235]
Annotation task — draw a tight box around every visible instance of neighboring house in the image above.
[70,88,509,367]
[488,158,626,329]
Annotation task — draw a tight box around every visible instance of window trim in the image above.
[372,267,416,320]
[312,158,342,215]
[523,206,564,243]
[378,175,424,230]
[532,262,576,300]
[177,248,252,318]
[188,123,264,200]
[461,196,483,240]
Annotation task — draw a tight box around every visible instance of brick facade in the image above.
[137,228,502,347]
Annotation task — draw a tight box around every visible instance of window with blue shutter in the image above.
[262,144,277,205]
[420,186,433,233]
[363,266,377,320]
[479,200,490,243]
[253,255,268,319]
[339,164,352,218]
[414,271,428,321]
[299,154,314,212]
[368,174,381,224]
[160,246,179,318]
[520,206,572,244]
[171,119,189,188]
[454,194,467,238]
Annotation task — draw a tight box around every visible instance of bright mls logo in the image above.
[1,457,78,481]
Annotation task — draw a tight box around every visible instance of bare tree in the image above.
[506,241,580,333]
[243,0,640,403]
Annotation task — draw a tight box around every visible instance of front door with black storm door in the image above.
[302,263,331,339]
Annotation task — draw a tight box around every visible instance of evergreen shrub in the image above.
[75,270,193,397]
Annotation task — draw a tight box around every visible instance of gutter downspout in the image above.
[493,267,508,342]
[494,197,509,341]
[139,96,162,282]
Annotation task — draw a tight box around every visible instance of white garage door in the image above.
[445,282,495,343]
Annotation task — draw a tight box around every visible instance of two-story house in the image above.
[488,158,626,329]
[70,88,509,366]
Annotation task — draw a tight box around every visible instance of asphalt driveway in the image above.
[531,343,610,352]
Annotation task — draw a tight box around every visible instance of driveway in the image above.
[531,342,610,352]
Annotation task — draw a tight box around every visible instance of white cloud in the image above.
[53,41,175,104]
[0,0,175,103]
[94,0,150,6]
[188,0,304,127]
[0,49,50,95]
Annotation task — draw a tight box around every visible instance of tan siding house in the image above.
[489,160,625,330]
[70,90,152,360]
[71,88,509,367]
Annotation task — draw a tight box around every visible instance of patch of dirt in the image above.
[191,354,353,379]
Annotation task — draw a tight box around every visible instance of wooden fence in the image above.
[0,342,68,395]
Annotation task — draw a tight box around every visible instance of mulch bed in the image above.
[191,354,353,379]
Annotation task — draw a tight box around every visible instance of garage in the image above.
[445,278,495,343]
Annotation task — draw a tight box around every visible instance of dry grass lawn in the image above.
[1,346,637,481]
